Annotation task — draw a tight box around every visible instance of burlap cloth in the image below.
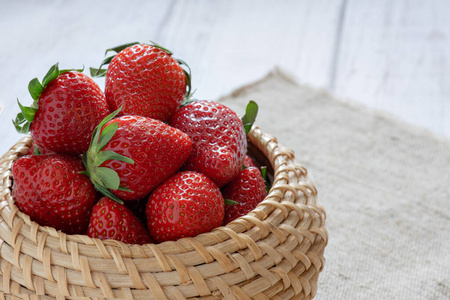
[219,69,450,299]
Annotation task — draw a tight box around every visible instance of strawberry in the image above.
[169,100,258,187]
[91,42,191,122]
[222,166,267,225]
[146,171,224,243]
[14,63,111,155]
[87,197,153,245]
[12,155,46,225]
[83,109,192,202]
[244,155,258,169]
[12,154,99,234]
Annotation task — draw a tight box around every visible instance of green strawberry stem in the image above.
[33,144,41,155]
[224,199,238,206]
[13,99,37,133]
[149,40,173,55]
[175,57,192,100]
[82,107,134,204]
[89,56,114,77]
[242,100,258,135]
[105,41,140,56]
[261,166,271,194]
[13,63,83,134]
[28,78,44,101]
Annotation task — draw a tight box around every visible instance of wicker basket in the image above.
[0,126,327,299]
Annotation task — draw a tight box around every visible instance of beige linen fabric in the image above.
[219,69,450,300]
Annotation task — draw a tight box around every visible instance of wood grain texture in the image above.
[332,0,450,138]
[154,0,342,99]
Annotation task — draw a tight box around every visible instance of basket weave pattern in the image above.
[0,127,327,299]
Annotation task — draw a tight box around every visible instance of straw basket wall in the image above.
[0,126,327,299]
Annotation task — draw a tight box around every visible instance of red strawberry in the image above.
[244,155,258,169]
[146,171,224,242]
[14,63,111,155]
[87,197,153,245]
[169,100,248,187]
[12,154,99,234]
[12,155,46,224]
[92,42,191,122]
[83,109,192,202]
[222,166,267,225]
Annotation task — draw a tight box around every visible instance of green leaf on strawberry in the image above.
[13,99,37,133]
[149,40,173,55]
[176,57,193,100]
[242,100,259,135]
[261,166,271,194]
[89,67,107,77]
[32,143,41,155]
[261,165,267,178]
[83,107,134,204]
[28,78,44,101]
[17,99,37,122]
[89,55,114,77]
[105,41,140,56]
[12,112,30,133]
[41,63,60,87]
[224,199,239,205]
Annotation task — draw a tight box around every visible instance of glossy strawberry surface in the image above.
[105,44,187,122]
[12,155,45,224]
[99,115,192,201]
[146,171,224,242]
[87,197,153,245]
[169,101,247,187]
[12,154,99,234]
[31,71,110,154]
[222,166,267,225]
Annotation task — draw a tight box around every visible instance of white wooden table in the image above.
[1,0,449,153]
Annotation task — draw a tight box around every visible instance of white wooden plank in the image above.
[154,0,343,100]
[332,0,450,139]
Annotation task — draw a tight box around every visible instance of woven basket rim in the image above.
[0,126,327,299]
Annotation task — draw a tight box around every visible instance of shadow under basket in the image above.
[0,126,327,300]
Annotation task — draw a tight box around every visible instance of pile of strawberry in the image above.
[11,42,269,245]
